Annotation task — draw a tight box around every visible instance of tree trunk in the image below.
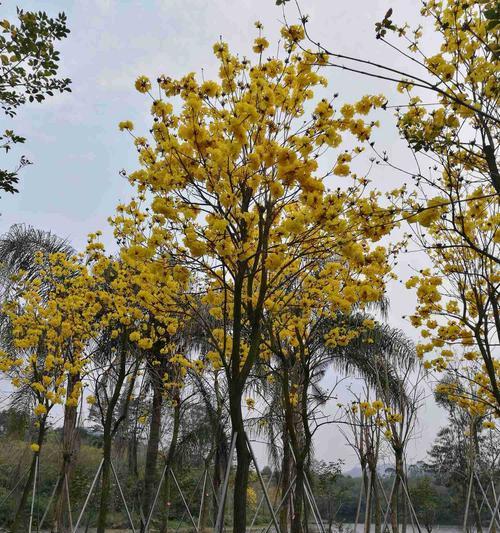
[472,488,483,533]
[291,458,305,533]
[391,451,403,533]
[96,418,114,533]
[199,461,210,533]
[371,469,381,533]
[363,468,372,533]
[11,418,46,532]
[212,420,227,525]
[401,482,407,533]
[128,431,138,477]
[52,374,80,533]
[141,374,163,531]
[159,398,181,533]
[95,338,133,533]
[229,380,250,533]
[280,434,291,533]
[160,473,172,533]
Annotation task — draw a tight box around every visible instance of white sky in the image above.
[0,0,448,469]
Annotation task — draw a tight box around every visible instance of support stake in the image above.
[72,458,103,533]
[65,474,74,533]
[111,461,136,533]
[215,431,237,533]
[28,454,39,533]
[475,472,500,529]
[143,459,168,532]
[488,488,500,533]
[39,474,59,530]
[381,475,397,531]
[197,468,208,532]
[261,475,297,533]
[463,468,473,533]
[401,474,422,533]
[250,469,275,529]
[246,434,282,533]
[170,467,199,533]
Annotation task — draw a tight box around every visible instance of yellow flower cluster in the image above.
[3,252,97,418]
[115,25,396,392]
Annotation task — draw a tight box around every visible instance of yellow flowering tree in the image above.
[84,232,187,533]
[340,394,385,529]
[109,202,195,526]
[256,251,393,532]
[119,23,395,530]
[388,2,500,418]
[291,0,499,415]
[3,250,96,531]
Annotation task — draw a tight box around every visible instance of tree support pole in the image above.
[475,472,500,529]
[376,472,389,507]
[206,469,220,521]
[262,475,297,533]
[197,468,208,532]
[246,434,282,533]
[215,431,237,533]
[0,468,29,516]
[28,454,39,533]
[303,479,323,533]
[250,468,275,528]
[111,461,136,533]
[172,466,207,533]
[463,468,474,533]
[288,441,326,533]
[72,458,103,533]
[143,459,168,532]
[354,470,365,533]
[65,474,74,533]
[39,474,59,530]
[303,469,327,533]
[381,476,397,532]
[491,480,500,525]
[488,490,500,533]
[170,467,199,533]
[400,474,422,533]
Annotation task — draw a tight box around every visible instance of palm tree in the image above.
[0,223,74,297]
[324,314,419,533]
[253,310,416,533]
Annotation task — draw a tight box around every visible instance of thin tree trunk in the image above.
[199,462,210,533]
[12,417,46,532]
[96,420,114,533]
[212,435,224,524]
[291,458,305,533]
[211,376,226,526]
[372,469,381,533]
[141,373,163,531]
[96,341,129,533]
[128,431,138,477]
[472,488,483,533]
[281,434,291,533]
[160,398,181,533]
[364,469,372,533]
[401,482,407,533]
[391,451,403,533]
[230,382,250,533]
[52,374,80,533]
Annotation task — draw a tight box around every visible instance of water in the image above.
[335,527,461,533]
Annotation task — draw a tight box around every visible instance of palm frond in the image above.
[0,223,74,296]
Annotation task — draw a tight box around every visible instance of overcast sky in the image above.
[1,0,447,469]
